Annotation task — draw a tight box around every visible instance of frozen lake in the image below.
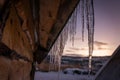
[34,71,94,80]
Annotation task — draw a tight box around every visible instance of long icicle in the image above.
[85,0,94,75]
[81,0,85,42]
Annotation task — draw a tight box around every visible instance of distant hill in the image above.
[36,55,110,73]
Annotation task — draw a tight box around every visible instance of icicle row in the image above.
[49,25,69,71]
[49,0,94,77]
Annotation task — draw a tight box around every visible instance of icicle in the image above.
[81,0,85,42]
[85,0,94,75]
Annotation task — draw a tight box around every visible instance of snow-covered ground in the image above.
[34,71,94,80]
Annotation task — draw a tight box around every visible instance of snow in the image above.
[34,71,94,80]
[63,68,88,74]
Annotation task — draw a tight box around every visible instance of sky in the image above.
[63,0,120,57]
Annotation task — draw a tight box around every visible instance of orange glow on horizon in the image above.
[63,45,117,57]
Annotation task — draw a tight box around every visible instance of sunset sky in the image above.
[63,0,120,57]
